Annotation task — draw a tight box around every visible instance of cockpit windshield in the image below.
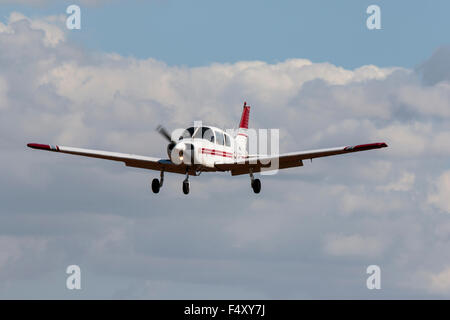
[179,126,215,142]
[194,127,214,140]
[179,127,195,140]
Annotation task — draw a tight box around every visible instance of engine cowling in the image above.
[166,142,175,159]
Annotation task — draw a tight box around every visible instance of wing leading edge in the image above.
[215,142,388,176]
[27,143,192,175]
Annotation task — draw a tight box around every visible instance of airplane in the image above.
[27,102,388,195]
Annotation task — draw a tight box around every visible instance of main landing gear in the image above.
[151,171,191,195]
[250,171,261,194]
[152,171,259,195]
[151,171,164,193]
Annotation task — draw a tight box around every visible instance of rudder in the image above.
[235,102,250,157]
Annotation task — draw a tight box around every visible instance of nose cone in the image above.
[171,142,196,165]
[171,142,186,165]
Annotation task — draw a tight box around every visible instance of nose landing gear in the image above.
[182,171,190,195]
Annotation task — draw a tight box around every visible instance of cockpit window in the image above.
[224,134,231,147]
[203,128,215,143]
[193,127,202,139]
[179,127,195,140]
[184,126,215,142]
[215,131,224,145]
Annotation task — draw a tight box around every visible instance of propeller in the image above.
[156,125,195,165]
[156,125,177,159]
[156,125,175,143]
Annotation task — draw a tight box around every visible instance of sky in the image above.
[0,0,450,299]
[1,0,449,68]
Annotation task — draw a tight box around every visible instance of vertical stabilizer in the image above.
[235,102,250,157]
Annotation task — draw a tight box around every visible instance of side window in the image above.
[215,131,224,145]
[204,128,215,143]
[224,134,231,147]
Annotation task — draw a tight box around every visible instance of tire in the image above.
[182,181,190,195]
[151,178,160,193]
[252,178,261,194]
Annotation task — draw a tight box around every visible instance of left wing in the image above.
[216,142,388,175]
[27,143,192,175]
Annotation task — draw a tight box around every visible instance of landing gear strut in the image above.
[250,171,261,194]
[182,171,190,195]
[151,171,164,194]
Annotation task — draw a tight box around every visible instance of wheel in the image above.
[252,178,261,194]
[182,181,190,195]
[252,179,261,193]
[151,178,160,193]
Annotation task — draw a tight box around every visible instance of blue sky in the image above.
[1,0,449,68]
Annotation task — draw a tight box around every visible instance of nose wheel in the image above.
[183,180,190,194]
[250,171,261,194]
[182,172,190,195]
[151,171,164,194]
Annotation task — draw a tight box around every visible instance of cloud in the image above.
[0,12,450,298]
[4,12,66,47]
[0,235,48,283]
[323,234,386,258]
[428,171,450,214]
[379,172,415,192]
[0,76,8,110]
[427,267,450,294]
[418,46,450,85]
[397,82,450,117]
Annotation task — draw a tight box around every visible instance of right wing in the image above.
[216,142,388,175]
[27,143,191,175]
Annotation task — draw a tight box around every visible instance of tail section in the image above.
[235,102,250,157]
[239,102,250,129]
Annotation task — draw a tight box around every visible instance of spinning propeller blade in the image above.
[156,125,174,143]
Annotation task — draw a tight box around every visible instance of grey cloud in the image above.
[418,46,450,85]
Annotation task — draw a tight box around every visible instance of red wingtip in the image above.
[345,142,388,151]
[371,142,388,148]
[27,143,59,151]
[27,143,50,150]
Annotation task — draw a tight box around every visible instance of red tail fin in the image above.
[239,102,250,129]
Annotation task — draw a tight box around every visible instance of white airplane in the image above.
[27,102,387,194]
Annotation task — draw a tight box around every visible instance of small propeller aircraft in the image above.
[27,102,387,194]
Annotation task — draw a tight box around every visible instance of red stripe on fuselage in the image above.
[201,148,233,158]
